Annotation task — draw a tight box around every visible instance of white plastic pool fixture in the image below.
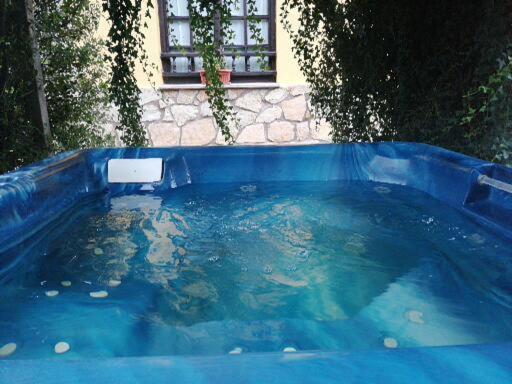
[61,281,72,287]
[94,247,104,256]
[90,290,108,299]
[0,343,16,357]
[107,158,163,183]
[108,279,122,288]
[283,347,297,353]
[228,347,242,355]
[54,342,70,354]
[383,337,398,349]
[477,174,512,194]
[45,290,59,297]
[407,310,425,324]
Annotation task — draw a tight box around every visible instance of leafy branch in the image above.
[103,0,154,146]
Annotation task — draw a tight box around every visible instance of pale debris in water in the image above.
[94,247,104,256]
[0,343,16,357]
[283,347,297,353]
[108,279,122,288]
[228,347,242,355]
[61,281,72,287]
[374,186,391,194]
[182,281,217,300]
[468,233,485,245]
[172,213,190,230]
[45,290,59,297]
[54,342,70,354]
[40,281,47,286]
[267,273,308,288]
[240,185,257,193]
[406,310,425,324]
[383,337,398,349]
[90,290,108,299]
[343,234,367,256]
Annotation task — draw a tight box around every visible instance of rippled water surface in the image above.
[1,181,512,359]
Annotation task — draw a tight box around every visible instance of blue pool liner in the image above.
[0,143,511,383]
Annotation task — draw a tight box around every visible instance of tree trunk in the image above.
[24,0,52,148]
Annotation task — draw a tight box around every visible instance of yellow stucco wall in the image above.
[275,0,306,84]
[100,1,306,87]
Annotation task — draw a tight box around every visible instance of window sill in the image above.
[158,82,280,90]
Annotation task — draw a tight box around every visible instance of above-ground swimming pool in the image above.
[1,143,512,383]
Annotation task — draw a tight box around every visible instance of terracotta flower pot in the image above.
[200,69,232,85]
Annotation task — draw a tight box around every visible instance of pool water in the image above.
[1,181,512,359]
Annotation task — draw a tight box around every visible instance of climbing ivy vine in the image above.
[103,0,154,146]
[169,0,268,143]
[186,0,239,142]
[281,0,512,163]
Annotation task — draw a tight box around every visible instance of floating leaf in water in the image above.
[0,343,16,357]
[90,291,108,299]
[406,310,425,324]
[383,337,398,348]
[45,290,59,297]
[228,347,242,355]
[54,342,70,354]
[108,279,122,288]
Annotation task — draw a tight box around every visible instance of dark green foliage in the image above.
[171,0,267,142]
[35,0,112,151]
[1,0,113,173]
[102,0,152,146]
[0,0,48,173]
[281,0,512,164]
[186,0,239,142]
[247,0,269,71]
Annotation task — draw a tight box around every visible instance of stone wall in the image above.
[105,85,332,146]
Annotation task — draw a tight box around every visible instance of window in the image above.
[158,0,276,83]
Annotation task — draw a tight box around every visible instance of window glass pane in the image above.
[229,0,244,16]
[168,0,188,17]
[226,20,245,45]
[223,55,246,71]
[253,0,268,15]
[173,57,190,73]
[194,57,204,71]
[233,56,246,72]
[169,20,191,46]
[247,19,268,45]
[222,56,233,70]
[249,56,269,72]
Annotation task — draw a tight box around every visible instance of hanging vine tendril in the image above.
[247,0,269,71]
[103,0,153,146]
[280,0,512,163]
[185,0,239,143]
